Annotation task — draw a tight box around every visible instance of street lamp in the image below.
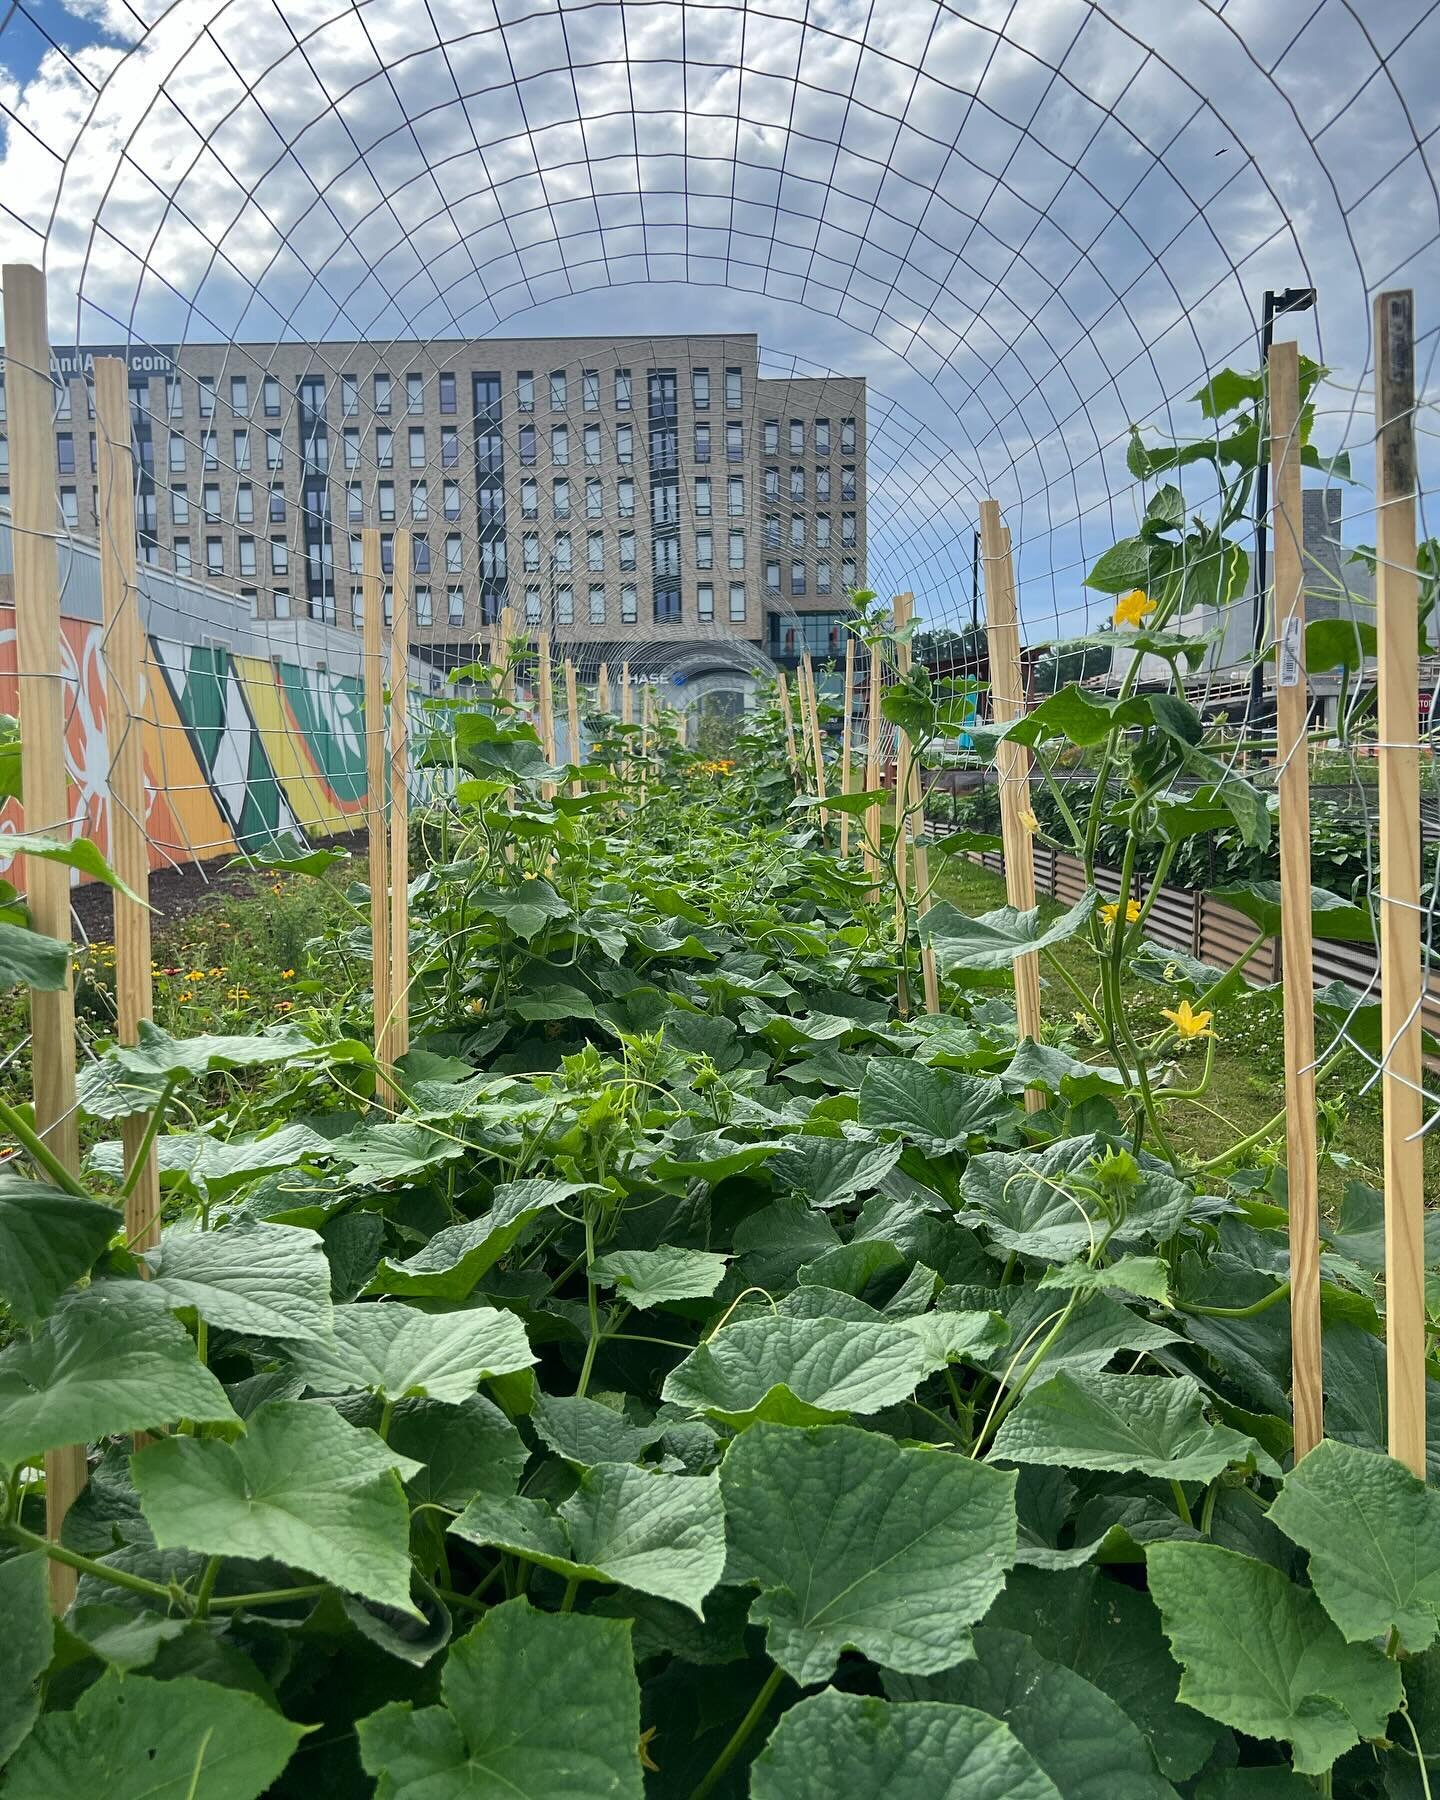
[1246,285,1317,735]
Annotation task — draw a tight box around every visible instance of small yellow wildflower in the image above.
[1018,807,1039,835]
[187,969,206,982]
[275,999,294,1013]
[281,968,296,980]
[467,998,486,1015]
[1113,589,1157,629]
[177,990,193,1002]
[1162,999,1214,1040]
[210,967,227,977]
[1099,899,1142,927]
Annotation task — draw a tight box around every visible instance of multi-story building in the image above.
[0,332,865,678]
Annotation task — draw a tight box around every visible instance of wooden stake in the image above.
[1268,342,1323,1460]
[388,530,411,1071]
[5,262,85,1605]
[801,653,828,820]
[95,359,159,1251]
[864,642,883,878]
[564,656,581,793]
[598,663,611,714]
[497,605,515,703]
[839,636,856,859]
[980,503,1044,1111]
[1374,290,1425,1477]
[620,662,632,727]
[537,629,557,802]
[893,593,939,1013]
[361,528,391,1092]
[777,670,799,774]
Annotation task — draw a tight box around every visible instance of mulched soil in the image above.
[68,830,369,944]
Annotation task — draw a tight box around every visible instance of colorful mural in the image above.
[0,606,416,884]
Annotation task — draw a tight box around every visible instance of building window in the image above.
[842,558,857,589]
[764,514,780,549]
[556,584,574,625]
[842,466,856,501]
[198,376,215,418]
[523,533,540,573]
[408,426,425,467]
[587,478,603,518]
[273,587,291,619]
[380,535,394,577]
[728,529,745,570]
[443,481,461,520]
[231,375,249,414]
[341,375,358,416]
[270,536,289,574]
[203,484,221,522]
[171,483,189,524]
[582,368,600,410]
[616,424,633,463]
[694,423,710,464]
[692,367,710,409]
[654,535,679,579]
[841,511,857,546]
[525,585,542,625]
[697,582,714,621]
[763,419,778,454]
[237,537,256,576]
[441,426,458,468]
[263,377,281,417]
[729,582,746,621]
[725,367,742,409]
[202,432,218,471]
[791,514,805,549]
[547,370,566,411]
[816,467,831,502]
[411,479,428,521]
[269,484,285,523]
[229,429,247,471]
[446,534,463,573]
[519,424,536,465]
[414,534,431,573]
[348,535,362,574]
[815,418,831,456]
[376,428,393,468]
[728,476,744,516]
[619,530,636,571]
[614,369,631,409]
[841,417,856,454]
[416,586,433,626]
[817,559,831,593]
[621,584,638,624]
[791,560,806,596]
[481,537,506,580]
[266,431,283,470]
[378,481,395,522]
[788,420,803,456]
[788,465,804,501]
[584,424,601,465]
[169,435,186,473]
[766,559,781,591]
[516,371,534,412]
[166,377,182,418]
[234,483,253,525]
[438,372,457,415]
[554,531,572,572]
[587,531,604,572]
[54,432,75,475]
[374,373,391,414]
[696,530,713,570]
[521,479,538,519]
[655,589,681,624]
[406,373,424,414]
[694,477,711,517]
[173,536,191,575]
[587,583,605,624]
[554,477,571,518]
[726,422,743,461]
[205,536,223,574]
[345,482,363,524]
[764,467,779,501]
[816,514,831,548]
[551,425,569,466]
[448,586,464,626]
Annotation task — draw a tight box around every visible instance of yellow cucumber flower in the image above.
[1113,589,1156,629]
[1162,999,1214,1040]
[1099,898,1142,927]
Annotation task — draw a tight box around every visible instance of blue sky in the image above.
[1,0,1435,645]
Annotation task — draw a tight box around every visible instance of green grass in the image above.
[932,856,1440,1207]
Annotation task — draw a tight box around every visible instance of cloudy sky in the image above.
[2,0,1436,640]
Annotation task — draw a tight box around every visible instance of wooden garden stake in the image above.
[893,593,939,1013]
[598,662,611,714]
[864,641,883,879]
[497,605,515,703]
[839,636,856,858]
[801,652,828,820]
[621,662,632,727]
[980,502,1044,1112]
[777,670,799,776]
[1374,290,1426,1477]
[361,529,391,1094]
[5,262,86,1604]
[1269,342,1323,1459]
[95,358,160,1251]
[388,532,411,1070]
[564,656,581,793]
[537,629,557,800]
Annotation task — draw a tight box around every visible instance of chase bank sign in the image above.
[49,344,178,379]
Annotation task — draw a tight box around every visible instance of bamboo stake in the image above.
[1374,290,1425,1478]
[5,263,85,1605]
[537,629,557,802]
[893,593,939,1014]
[864,642,882,878]
[620,662,632,726]
[839,636,856,858]
[777,670,799,775]
[598,663,611,714]
[564,656,581,793]
[95,359,160,1251]
[1269,342,1323,1460]
[801,653,828,820]
[638,681,651,806]
[497,605,515,703]
[980,503,1044,1112]
[361,528,391,1094]
[388,530,411,1071]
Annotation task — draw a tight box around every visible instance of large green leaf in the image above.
[0,1671,304,1799]
[143,1219,333,1339]
[0,1173,121,1326]
[78,1020,364,1119]
[958,1286,1179,1382]
[1212,882,1375,944]
[388,1392,528,1509]
[367,1179,588,1300]
[473,877,572,941]
[890,1626,1177,1799]
[959,1137,1190,1260]
[451,1463,724,1615]
[750,1689,1059,1800]
[356,1599,643,1798]
[289,1300,534,1403]
[921,890,1099,974]
[0,918,69,989]
[133,1399,422,1615]
[0,1551,51,1764]
[588,1246,729,1310]
[971,687,1152,751]
[985,1566,1221,1782]
[768,1133,904,1207]
[1268,1437,1440,1653]
[992,1373,1273,1481]
[529,1390,666,1467]
[1146,1541,1402,1775]
[661,1314,946,1429]
[0,1282,237,1465]
[0,831,137,896]
[326,1122,469,1185]
[721,1421,1017,1684]
[857,1061,1015,1155]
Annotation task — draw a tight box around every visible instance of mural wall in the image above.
[0,605,384,880]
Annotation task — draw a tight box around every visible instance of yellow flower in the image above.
[275,999,294,1012]
[1162,999,1214,1040]
[467,998,486,1015]
[210,967,227,977]
[1113,589,1156,629]
[187,969,206,982]
[281,968,296,980]
[1018,807,1039,835]
[1099,899,1142,927]
[177,990,193,1002]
